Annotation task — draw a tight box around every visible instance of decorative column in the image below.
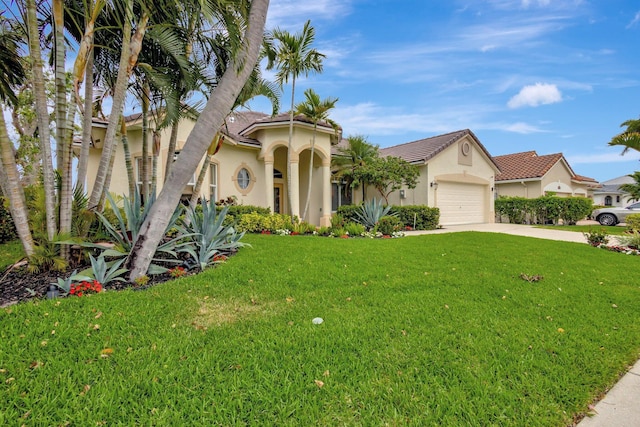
[320,159,332,227]
[289,153,300,220]
[264,156,274,213]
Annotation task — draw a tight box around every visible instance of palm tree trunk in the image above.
[120,119,135,198]
[164,122,179,182]
[98,126,120,211]
[286,78,296,217]
[190,155,210,207]
[77,47,94,192]
[301,125,316,221]
[26,0,56,241]
[0,113,35,257]
[89,4,149,210]
[128,0,270,279]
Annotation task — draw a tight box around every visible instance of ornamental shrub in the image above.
[495,196,529,224]
[236,212,294,233]
[0,197,17,243]
[583,228,609,247]
[626,214,640,232]
[560,197,592,225]
[392,205,440,230]
[375,215,403,235]
[336,205,360,223]
[344,221,365,236]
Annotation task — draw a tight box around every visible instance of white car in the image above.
[592,202,640,226]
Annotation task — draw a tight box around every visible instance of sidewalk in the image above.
[406,222,640,426]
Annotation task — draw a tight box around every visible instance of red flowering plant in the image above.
[169,266,187,278]
[69,280,103,297]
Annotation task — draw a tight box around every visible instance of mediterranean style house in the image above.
[86,111,340,226]
[492,151,599,199]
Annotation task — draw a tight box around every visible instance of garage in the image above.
[436,181,487,225]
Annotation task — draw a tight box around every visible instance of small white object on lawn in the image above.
[312,317,324,325]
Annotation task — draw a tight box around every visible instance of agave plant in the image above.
[175,198,248,271]
[74,254,128,286]
[354,199,396,230]
[51,270,78,295]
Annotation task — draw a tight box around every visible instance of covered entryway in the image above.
[436,181,487,225]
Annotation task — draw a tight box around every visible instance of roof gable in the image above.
[379,129,498,171]
[494,151,565,181]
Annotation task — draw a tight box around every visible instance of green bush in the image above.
[626,214,640,232]
[375,215,403,235]
[222,205,270,216]
[336,205,360,223]
[236,212,294,233]
[0,197,17,243]
[392,205,440,230]
[560,197,593,225]
[584,228,609,247]
[344,221,365,236]
[495,196,529,224]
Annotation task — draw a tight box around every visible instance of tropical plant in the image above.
[295,88,338,221]
[51,270,78,295]
[355,156,419,204]
[609,117,640,156]
[354,199,396,230]
[618,231,640,249]
[344,221,365,236]
[332,135,380,201]
[584,228,609,247]
[175,199,247,271]
[626,214,640,232]
[75,254,127,286]
[266,19,325,219]
[128,0,269,280]
[375,215,404,236]
[618,171,640,202]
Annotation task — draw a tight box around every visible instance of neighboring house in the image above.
[85,111,339,227]
[493,151,599,199]
[593,175,636,207]
[377,130,500,226]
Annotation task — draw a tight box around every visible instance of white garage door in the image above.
[437,182,486,225]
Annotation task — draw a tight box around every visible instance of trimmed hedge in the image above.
[0,197,17,243]
[495,195,593,225]
[626,214,640,232]
[337,204,440,230]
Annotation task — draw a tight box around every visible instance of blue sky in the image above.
[250,0,640,182]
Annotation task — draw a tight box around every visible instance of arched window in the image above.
[604,196,612,206]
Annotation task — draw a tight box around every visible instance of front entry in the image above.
[274,184,283,214]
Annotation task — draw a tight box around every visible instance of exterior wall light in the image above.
[430,181,438,188]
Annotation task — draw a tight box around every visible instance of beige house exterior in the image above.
[377,130,500,225]
[85,111,339,227]
[493,151,598,199]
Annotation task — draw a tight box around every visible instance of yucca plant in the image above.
[354,198,396,230]
[175,198,248,271]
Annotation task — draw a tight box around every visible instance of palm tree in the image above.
[332,135,379,202]
[294,88,338,221]
[266,20,324,219]
[619,171,640,202]
[609,118,640,155]
[0,18,35,257]
[127,0,270,280]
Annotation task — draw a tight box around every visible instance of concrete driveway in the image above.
[405,222,590,244]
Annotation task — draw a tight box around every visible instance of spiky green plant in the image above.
[75,254,127,286]
[354,198,396,230]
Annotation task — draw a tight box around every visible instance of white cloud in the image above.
[267,0,353,28]
[507,83,562,108]
[627,11,640,29]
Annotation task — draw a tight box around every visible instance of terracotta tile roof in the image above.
[494,151,565,181]
[379,129,498,169]
[573,174,599,184]
[222,111,267,146]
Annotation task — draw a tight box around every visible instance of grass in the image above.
[535,224,628,235]
[0,240,24,270]
[2,233,640,426]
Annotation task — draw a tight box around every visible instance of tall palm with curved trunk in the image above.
[332,135,379,202]
[295,88,338,222]
[0,19,35,256]
[266,20,324,219]
[128,0,270,279]
[609,118,640,156]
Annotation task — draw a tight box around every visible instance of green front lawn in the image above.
[2,233,639,426]
[0,240,24,270]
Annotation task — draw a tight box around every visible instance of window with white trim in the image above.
[173,151,196,185]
